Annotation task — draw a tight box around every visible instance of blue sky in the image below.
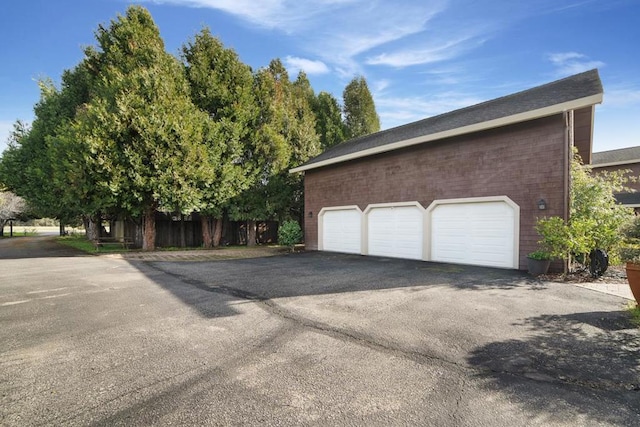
[1,0,639,155]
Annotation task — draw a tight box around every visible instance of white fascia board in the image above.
[290,93,603,174]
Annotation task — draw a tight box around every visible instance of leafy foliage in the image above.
[0,5,358,250]
[278,219,302,251]
[229,60,320,223]
[343,76,380,139]
[619,216,640,264]
[182,28,258,246]
[312,91,346,149]
[527,249,552,261]
[77,6,212,249]
[536,150,634,266]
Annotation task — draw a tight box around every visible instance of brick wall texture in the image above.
[302,114,571,270]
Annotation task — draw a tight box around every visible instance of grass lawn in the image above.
[57,235,128,254]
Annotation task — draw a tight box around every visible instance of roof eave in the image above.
[290,93,603,174]
[591,159,640,168]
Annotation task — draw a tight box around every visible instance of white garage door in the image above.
[431,201,517,268]
[321,209,362,254]
[368,206,423,260]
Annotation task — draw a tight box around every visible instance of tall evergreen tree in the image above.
[343,76,380,139]
[0,70,91,230]
[182,28,257,247]
[76,6,212,250]
[312,91,346,149]
[229,60,320,244]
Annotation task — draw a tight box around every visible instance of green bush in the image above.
[535,216,572,260]
[535,150,634,268]
[619,216,640,264]
[278,220,302,252]
[527,249,552,260]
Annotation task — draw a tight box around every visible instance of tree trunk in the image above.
[247,220,256,247]
[180,214,186,248]
[142,204,157,251]
[85,216,99,241]
[59,222,65,236]
[201,215,213,248]
[212,217,223,247]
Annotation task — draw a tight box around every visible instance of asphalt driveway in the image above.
[1,237,639,426]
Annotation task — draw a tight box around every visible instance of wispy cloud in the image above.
[603,87,640,108]
[375,92,485,129]
[144,0,447,75]
[284,56,330,75]
[366,35,484,68]
[548,52,605,76]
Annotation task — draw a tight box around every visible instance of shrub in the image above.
[535,216,572,260]
[619,216,640,264]
[278,220,302,252]
[527,249,552,260]
[536,150,635,269]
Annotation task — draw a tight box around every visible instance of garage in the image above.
[319,207,362,254]
[366,204,424,260]
[429,198,519,269]
[293,70,603,270]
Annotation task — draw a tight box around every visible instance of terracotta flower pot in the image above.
[625,263,640,304]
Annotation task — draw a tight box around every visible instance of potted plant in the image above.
[532,216,572,276]
[619,217,640,305]
[527,249,552,276]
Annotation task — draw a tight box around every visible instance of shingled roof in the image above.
[291,69,603,173]
[592,146,640,166]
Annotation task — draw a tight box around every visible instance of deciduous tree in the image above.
[0,191,26,236]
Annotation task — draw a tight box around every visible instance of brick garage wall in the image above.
[302,114,568,270]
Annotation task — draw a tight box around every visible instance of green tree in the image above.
[536,150,634,269]
[229,60,320,244]
[76,6,212,250]
[277,219,302,252]
[0,72,90,231]
[312,91,346,149]
[182,28,257,247]
[342,76,380,139]
[47,62,110,239]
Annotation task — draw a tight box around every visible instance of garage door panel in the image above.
[368,206,423,260]
[322,209,361,254]
[431,200,517,269]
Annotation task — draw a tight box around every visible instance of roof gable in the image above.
[292,69,603,173]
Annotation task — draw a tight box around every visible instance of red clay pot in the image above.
[625,263,640,305]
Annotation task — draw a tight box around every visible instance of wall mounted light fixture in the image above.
[537,199,547,210]
[308,211,313,218]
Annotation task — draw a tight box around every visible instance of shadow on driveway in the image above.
[128,251,543,319]
[161,251,537,296]
[467,310,640,424]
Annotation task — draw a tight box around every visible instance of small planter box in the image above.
[527,257,551,276]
